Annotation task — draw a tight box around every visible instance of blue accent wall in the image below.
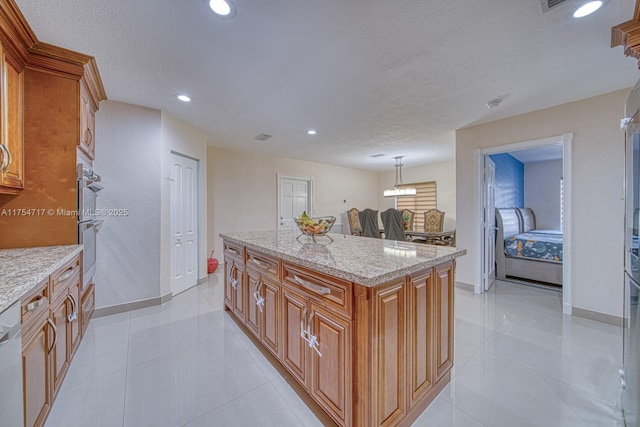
[489,153,524,208]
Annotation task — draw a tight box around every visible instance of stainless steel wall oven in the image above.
[77,164,103,288]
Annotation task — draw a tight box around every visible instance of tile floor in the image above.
[44,275,626,427]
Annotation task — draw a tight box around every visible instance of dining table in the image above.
[352,228,456,246]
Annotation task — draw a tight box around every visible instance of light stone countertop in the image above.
[220,230,466,287]
[0,245,83,313]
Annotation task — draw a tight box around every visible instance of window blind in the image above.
[395,181,437,231]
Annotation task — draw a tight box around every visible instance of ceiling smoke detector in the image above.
[485,98,503,109]
[254,133,272,141]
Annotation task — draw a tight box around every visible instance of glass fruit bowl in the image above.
[294,215,336,236]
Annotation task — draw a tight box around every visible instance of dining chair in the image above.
[401,210,415,231]
[347,208,362,236]
[381,209,405,241]
[358,208,380,238]
[424,209,445,233]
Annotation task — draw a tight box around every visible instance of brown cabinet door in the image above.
[223,259,234,310]
[435,262,454,381]
[281,286,309,388]
[50,298,69,399]
[232,265,246,323]
[80,283,95,336]
[309,303,351,426]
[245,270,261,339]
[408,271,434,408]
[68,280,82,357]
[78,84,95,160]
[262,277,280,357]
[373,281,406,427]
[0,49,24,193]
[22,316,51,427]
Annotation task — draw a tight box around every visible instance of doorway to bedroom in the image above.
[475,133,573,315]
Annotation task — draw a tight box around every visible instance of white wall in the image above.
[208,147,379,258]
[524,159,562,230]
[377,161,456,230]
[94,101,162,309]
[94,102,209,309]
[160,112,209,296]
[456,89,628,318]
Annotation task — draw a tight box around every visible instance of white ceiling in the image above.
[14,0,640,171]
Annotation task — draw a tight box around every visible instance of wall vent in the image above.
[254,133,272,141]
[540,0,567,13]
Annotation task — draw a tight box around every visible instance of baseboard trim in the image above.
[94,292,173,318]
[455,281,474,292]
[572,306,623,327]
[199,276,208,285]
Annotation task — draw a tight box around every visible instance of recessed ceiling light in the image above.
[177,95,191,102]
[572,1,603,18]
[307,130,317,135]
[209,0,236,17]
[209,0,230,15]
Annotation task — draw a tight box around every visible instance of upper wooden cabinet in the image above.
[0,2,27,195]
[612,1,640,68]
[78,79,97,160]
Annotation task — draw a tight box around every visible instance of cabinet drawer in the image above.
[246,249,280,281]
[282,263,352,319]
[21,278,49,329]
[50,255,81,304]
[224,241,245,264]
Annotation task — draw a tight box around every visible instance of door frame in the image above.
[170,151,200,296]
[276,173,314,230]
[483,155,496,292]
[473,133,573,315]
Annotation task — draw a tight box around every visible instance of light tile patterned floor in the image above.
[44,275,625,427]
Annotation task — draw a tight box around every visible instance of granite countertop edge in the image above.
[221,234,466,287]
[0,245,83,314]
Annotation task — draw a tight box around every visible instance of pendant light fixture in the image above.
[383,156,416,197]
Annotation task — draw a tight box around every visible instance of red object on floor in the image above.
[207,251,219,274]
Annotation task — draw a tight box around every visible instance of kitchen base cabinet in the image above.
[281,286,310,388]
[49,295,69,400]
[222,236,460,427]
[309,303,351,426]
[80,283,95,337]
[21,310,51,427]
[20,253,89,427]
[68,280,82,356]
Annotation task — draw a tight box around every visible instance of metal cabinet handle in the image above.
[300,306,307,340]
[252,258,269,269]
[293,275,330,295]
[47,318,57,354]
[57,266,76,283]
[253,278,265,313]
[300,309,322,357]
[0,144,8,172]
[67,295,78,322]
[86,128,93,149]
[229,265,238,289]
[227,247,240,256]
[25,295,45,312]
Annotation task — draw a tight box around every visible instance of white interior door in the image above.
[170,153,198,295]
[483,156,496,291]
[278,176,310,231]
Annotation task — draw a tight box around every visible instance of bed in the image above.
[495,207,563,286]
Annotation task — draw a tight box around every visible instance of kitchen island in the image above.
[220,230,466,427]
